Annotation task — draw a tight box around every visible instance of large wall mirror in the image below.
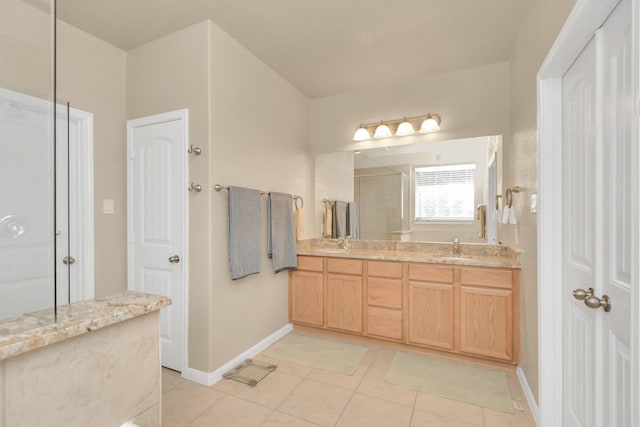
[315,135,502,244]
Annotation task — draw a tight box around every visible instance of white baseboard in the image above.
[181,323,293,386]
[516,366,539,425]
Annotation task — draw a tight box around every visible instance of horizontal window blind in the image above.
[415,164,476,221]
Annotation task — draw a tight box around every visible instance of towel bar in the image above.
[214,184,303,205]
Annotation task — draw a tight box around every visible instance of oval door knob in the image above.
[572,288,593,300]
[168,255,180,264]
[62,256,76,265]
[584,294,612,312]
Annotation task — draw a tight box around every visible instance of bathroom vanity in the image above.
[0,291,170,427]
[289,240,521,367]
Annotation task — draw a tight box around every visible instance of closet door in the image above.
[561,0,634,424]
[599,0,634,424]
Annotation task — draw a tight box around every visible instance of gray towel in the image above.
[267,192,297,273]
[331,201,337,238]
[347,202,358,239]
[228,186,262,280]
[335,201,348,238]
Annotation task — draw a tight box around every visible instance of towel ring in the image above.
[505,186,520,208]
[505,189,514,208]
[294,196,304,209]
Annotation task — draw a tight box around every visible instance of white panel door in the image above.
[561,0,634,425]
[600,0,633,424]
[562,35,597,427]
[127,110,187,372]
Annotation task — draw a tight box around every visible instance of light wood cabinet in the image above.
[458,267,518,362]
[326,258,363,333]
[366,260,403,340]
[289,256,324,327]
[408,281,455,349]
[408,264,455,350]
[289,256,520,365]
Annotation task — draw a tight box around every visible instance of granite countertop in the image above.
[296,239,522,269]
[0,291,171,361]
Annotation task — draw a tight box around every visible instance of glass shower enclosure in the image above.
[356,172,410,240]
[0,0,68,323]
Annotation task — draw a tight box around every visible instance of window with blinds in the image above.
[414,164,476,221]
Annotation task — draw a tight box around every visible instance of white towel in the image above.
[502,206,511,224]
[508,205,517,224]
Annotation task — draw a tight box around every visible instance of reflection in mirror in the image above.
[0,0,58,324]
[352,135,502,243]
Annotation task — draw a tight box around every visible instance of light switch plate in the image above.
[103,199,114,214]
[530,193,537,214]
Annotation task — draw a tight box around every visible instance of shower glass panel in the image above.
[0,0,59,324]
[357,173,410,240]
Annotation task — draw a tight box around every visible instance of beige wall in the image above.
[208,22,312,370]
[310,62,511,155]
[127,21,312,372]
[1,2,127,299]
[127,21,212,371]
[57,21,127,297]
[0,0,52,98]
[314,152,355,236]
[505,0,576,403]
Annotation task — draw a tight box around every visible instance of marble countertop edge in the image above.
[0,290,171,361]
[295,248,522,269]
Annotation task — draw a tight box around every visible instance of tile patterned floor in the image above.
[161,334,536,427]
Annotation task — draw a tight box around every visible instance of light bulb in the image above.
[395,119,415,136]
[420,115,441,132]
[353,125,371,141]
[373,123,392,139]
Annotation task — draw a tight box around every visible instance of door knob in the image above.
[572,287,593,300]
[62,256,76,265]
[168,255,180,264]
[584,294,611,312]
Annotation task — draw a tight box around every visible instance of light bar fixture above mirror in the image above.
[352,114,441,141]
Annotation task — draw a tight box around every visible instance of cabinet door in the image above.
[367,306,403,340]
[459,286,513,361]
[408,281,454,350]
[290,270,324,327]
[327,273,362,333]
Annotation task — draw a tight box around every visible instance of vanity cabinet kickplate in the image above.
[222,359,277,387]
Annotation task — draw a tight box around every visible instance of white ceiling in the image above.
[57,0,528,98]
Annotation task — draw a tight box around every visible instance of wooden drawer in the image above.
[367,277,402,309]
[327,258,363,275]
[408,264,453,283]
[367,306,403,340]
[460,267,513,289]
[367,260,403,278]
[296,256,324,272]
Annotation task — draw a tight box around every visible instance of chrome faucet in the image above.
[452,238,461,255]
